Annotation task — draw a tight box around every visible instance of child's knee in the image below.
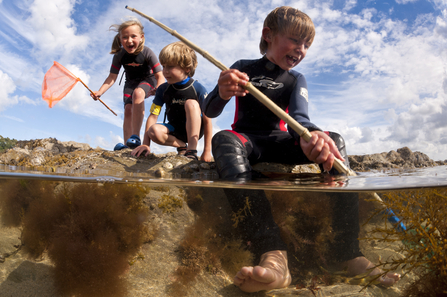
[132,88,146,100]
[212,131,251,179]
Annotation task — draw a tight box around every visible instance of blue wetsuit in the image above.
[152,78,208,143]
[203,56,362,262]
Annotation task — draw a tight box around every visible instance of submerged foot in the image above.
[234,250,291,292]
[342,256,400,286]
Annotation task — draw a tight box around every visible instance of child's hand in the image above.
[90,92,101,101]
[300,131,344,172]
[200,150,212,162]
[217,69,249,100]
[131,145,151,157]
[147,88,157,97]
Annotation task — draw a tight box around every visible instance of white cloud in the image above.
[26,0,89,61]
[0,70,35,112]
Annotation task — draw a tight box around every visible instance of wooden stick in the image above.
[78,79,117,116]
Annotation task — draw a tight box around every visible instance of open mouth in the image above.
[287,55,300,65]
[287,55,300,64]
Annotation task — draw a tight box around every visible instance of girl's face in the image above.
[262,27,310,71]
[162,64,189,84]
[120,25,143,54]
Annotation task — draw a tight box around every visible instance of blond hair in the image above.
[109,18,145,55]
[260,6,315,55]
[159,42,198,77]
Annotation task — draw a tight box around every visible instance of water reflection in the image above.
[0,168,446,296]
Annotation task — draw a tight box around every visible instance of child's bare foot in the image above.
[233,250,291,292]
[343,256,400,286]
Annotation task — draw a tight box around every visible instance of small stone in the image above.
[163,162,173,170]
[155,168,165,178]
[200,163,210,170]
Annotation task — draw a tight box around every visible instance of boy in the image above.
[131,42,212,162]
[202,6,400,292]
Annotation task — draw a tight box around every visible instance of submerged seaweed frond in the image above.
[364,188,447,295]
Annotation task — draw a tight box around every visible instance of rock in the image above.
[348,146,442,172]
[0,138,445,176]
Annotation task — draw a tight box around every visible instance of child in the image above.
[92,18,165,151]
[202,6,400,292]
[131,42,212,162]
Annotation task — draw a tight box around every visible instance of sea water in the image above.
[0,164,446,297]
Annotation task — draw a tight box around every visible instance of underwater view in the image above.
[0,165,446,297]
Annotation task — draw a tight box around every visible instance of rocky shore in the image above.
[0,138,445,178]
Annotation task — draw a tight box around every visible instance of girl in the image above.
[92,18,165,151]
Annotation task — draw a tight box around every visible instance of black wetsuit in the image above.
[203,56,362,262]
[152,78,208,143]
[110,46,163,105]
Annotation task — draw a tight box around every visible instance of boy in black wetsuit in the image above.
[202,6,400,292]
[131,42,212,161]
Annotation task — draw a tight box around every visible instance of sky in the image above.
[0,0,446,161]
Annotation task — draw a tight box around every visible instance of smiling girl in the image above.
[92,18,165,151]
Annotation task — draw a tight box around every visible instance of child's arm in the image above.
[91,73,118,100]
[154,71,165,89]
[200,114,213,162]
[131,113,158,157]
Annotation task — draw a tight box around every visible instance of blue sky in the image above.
[0,0,446,160]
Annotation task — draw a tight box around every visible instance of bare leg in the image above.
[234,250,291,293]
[184,99,201,151]
[123,104,133,142]
[131,88,146,138]
[342,256,400,286]
[148,124,186,148]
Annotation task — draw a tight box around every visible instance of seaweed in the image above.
[158,189,185,213]
[364,187,447,295]
[266,191,334,282]
[168,187,253,296]
[0,179,153,297]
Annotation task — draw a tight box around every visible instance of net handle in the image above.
[54,62,117,116]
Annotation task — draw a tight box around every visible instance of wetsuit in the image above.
[110,46,163,106]
[151,77,207,143]
[203,56,362,262]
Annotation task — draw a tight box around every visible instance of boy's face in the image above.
[262,28,310,71]
[120,25,144,54]
[162,64,189,84]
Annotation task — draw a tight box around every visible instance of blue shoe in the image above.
[114,143,129,151]
[126,135,141,149]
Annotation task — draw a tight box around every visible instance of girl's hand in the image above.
[147,88,157,97]
[217,69,249,100]
[90,91,101,101]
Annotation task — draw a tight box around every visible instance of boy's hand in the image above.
[300,131,344,172]
[200,150,212,162]
[218,69,249,100]
[131,145,151,157]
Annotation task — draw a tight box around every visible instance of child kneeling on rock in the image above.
[131,41,212,161]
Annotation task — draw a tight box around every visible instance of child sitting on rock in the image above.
[131,42,212,161]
